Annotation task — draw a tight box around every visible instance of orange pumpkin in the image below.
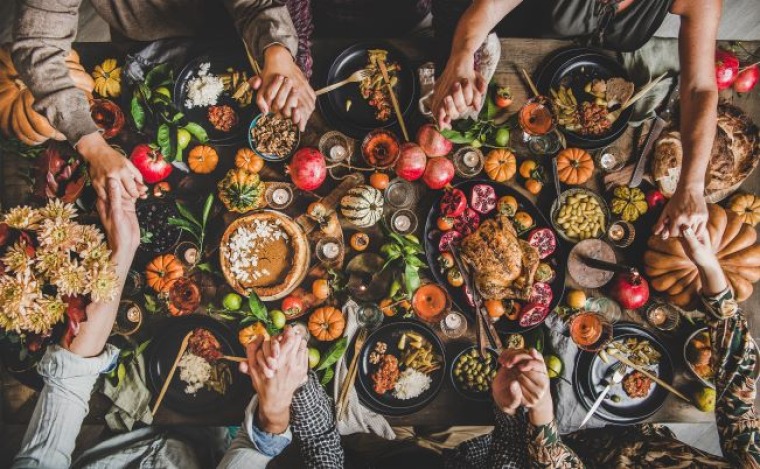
[188,145,219,174]
[238,322,270,346]
[484,149,517,182]
[234,148,265,173]
[145,254,184,293]
[556,148,594,185]
[307,306,345,341]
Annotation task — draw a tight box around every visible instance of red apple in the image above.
[416,124,453,157]
[288,147,327,191]
[395,142,427,181]
[129,144,172,184]
[422,156,455,190]
[734,64,759,93]
[715,49,740,91]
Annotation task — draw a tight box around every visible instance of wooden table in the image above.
[1,37,759,429]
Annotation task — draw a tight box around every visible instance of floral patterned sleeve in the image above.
[703,289,760,468]
[526,418,585,468]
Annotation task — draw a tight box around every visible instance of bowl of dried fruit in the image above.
[248,113,300,162]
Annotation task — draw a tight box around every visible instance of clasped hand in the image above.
[492,349,552,419]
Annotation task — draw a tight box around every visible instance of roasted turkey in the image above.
[460,215,539,301]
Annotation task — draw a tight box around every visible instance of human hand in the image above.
[654,186,708,241]
[95,178,139,259]
[77,132,146,201]
[431,53,487,130]
[499,349,550,409]
[250,45,315,132]
[679,225,717,268]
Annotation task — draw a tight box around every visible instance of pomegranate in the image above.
[734,64,759,93]
[395,142,427,181]
[417,124,453,157]
[529,282,553,307]
[130,144,172,184]
[715,49,740,91]
[519,303,550,327]
[453,208,480,236]
[288,147,327,191]
[469,184,497,215]
[422,156,455,190]
[645,189,666,209]
[609,270,649,310]
[438,230,462,252]
[440,188,467,218]
[528,228,557,259]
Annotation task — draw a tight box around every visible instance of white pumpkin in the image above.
[340,185,384,228]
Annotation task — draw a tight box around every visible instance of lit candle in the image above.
[322,241,340,259]
[462,151,480,168]
[393,214,412,232]
[272,188,292,205]
[445,312,462,329]
[648,306,667,326]
[608,224,625,241]
[126,306,141,323]
[183,247,198,265]
[599,151,618,170]
[330,145,347,162]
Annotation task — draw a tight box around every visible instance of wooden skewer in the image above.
[242,40,262,76]
[620,72,667,112]
[521,68,540,97]
[151,331,193,416]
[221,355,246,363]
[378,59,409,141]
[607,349,693,405]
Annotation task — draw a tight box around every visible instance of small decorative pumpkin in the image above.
[188,145,219,174]
[644,204,760,307]
[0,45,93,145]
[145,254,184,293]
[308,306,345,341]
[217,168,266,213]
[340,185,384,228]
[91,58,122,98]
[556,148,594,185]
[234,147,264,173]
[484,149,516,182]
[610,186,648,222]
[238,322,270,346]
[729,193,760,226]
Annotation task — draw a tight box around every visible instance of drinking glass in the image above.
[412,283,450,323]
[384,178,417,210]
[569,311,613,352]
[440,310,467,338]
[357,303,384,330]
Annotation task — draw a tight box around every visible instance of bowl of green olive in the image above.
[450,346,499,401]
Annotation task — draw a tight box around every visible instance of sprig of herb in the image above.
[379,225,426,300]
[439,83,511,148]
[168,194,214,267]
[316,337,348,385]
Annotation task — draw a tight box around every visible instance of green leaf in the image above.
[485,93,497,120]
[320,367,335,386]
[172,112,185,124]
[145,63,172,88]
[405,256,426,268]
[202,194,214,227]
[135,339,151,356]
[316,337,348,371]
[157,123,173,160]
[168,217,199,232]
[195,262,214,273]
[131,96,146,131]
[183,122,208,143]
[144,294,159,314]
[175,202,202,227]
[404,264,420,294]
[439,129,475,144]
[247,292,269,323]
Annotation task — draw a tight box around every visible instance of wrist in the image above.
[264,44,294,65]
[528,396,554,426]
[76,132,108,161]
[256,401,290,434]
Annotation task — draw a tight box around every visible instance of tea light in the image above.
[648,305,668,327]
[183,247,198,265]
[390,209,418,235]
[462,150,480,168]
[321,241,340,259]
[607,221,635,248]
[596,146,624,172]
[272,187,292,205]
[608,224,625,241]
[126,305,142,323]
[394,213,412,231]
[445,312,462,329]
[329,144,347,162]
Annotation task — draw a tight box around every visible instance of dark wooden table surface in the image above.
[2,37,759,429]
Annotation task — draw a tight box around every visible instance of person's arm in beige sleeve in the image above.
[12,0,146,202]
[224,0,315,132]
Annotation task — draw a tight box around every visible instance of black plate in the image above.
[346,320,445,416]
[174,54,258,145]
[423,180,567,334]
[318,42,416,139]
[573,323,673,424]
[536,50,633,149]
[146,315,246,415]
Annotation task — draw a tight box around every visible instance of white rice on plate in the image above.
[178,351,212,394]
[185,62,224,108]
[393,368,432,400]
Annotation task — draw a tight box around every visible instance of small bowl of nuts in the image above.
[248,113,300,161]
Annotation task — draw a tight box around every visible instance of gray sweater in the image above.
[12,0,299,144]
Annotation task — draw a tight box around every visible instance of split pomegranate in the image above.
[609,270,649,310]
[288,147,327,191]
[453,208,480,236]
[395,142,427,181]
[130,144,172,184]
[438,230,462,252]
[529,282,553,307]
[440,188,467,218]
[422,156,455,190]
[469,184,497,215]
[519,303,550,327]
[527,228,557,259]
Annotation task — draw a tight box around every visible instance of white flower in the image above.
[3,206,41,230]
[38,199,77,223]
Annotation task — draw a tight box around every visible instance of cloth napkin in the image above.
[100,352,154,432]
[546,314,608,434]
[619,38,681,126]
[331,300,395,439]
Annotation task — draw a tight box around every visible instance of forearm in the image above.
[66,249,134,357]
[677,89,717,190]
[12,0,98,144]
[450,0,521,59]
[223,0,299,60]
[290,372,343,468]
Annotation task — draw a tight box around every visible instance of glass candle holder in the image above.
[316,237,344,265]
[384,178,417,210]
[453,147,484,178]
[607,221,635,248]
[440,310,467,338]
[174,241,200,268]
[265,184,295,210]
[390,209,418,235]
[319,131,354,163]
[357,303,384,330]
[595,146,626,172]
[646,302,680,332]
[113,300,143,336]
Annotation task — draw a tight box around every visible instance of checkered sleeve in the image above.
[443,406,528,468]
[290,371,344,468]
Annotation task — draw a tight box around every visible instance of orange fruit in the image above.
[238,322,270,346]
[513,211,534,231]
[379,298,397,317]
[497,195,518,217]
[519,160,537,179]
[349,232,370,251]
[312,278,330,300]
[437,216,454,231]
[152,181,171,198]
[484,299,506,319]
[446,268,464,287]
[525,178,543,195]
[506,301,521,321]
[370,172,390,190]
[438,252,455,270]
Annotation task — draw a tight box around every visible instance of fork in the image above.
[315,69,372,97]
[336,328,368,420]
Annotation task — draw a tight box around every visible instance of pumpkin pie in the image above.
[220,211,309,300]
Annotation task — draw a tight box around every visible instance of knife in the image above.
[579,361,626,428]
[628,78,680,188]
